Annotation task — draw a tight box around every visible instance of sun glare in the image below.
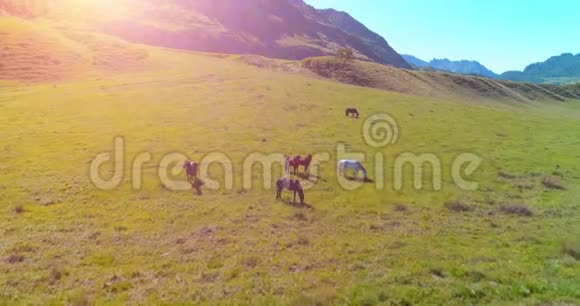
[51,0,129,20]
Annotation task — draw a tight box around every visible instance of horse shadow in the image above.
[191,179,205,196]
[295,172,328,183]
[279,198,314,209]
[345,176,374,184]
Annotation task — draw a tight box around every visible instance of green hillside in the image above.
[1,12,580,306]
[0,16,153,82]
[301,57,579,102]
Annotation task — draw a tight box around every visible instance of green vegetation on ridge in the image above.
[1,40,580,304]
[302,56,580,103]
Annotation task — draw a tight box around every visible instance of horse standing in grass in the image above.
[338,160,368,180]
[345,108,359,118]
[183,161,199,184]
[287,155,313,174]
[276,177,304,205]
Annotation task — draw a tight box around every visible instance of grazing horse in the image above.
[345,108,359,118]
[183,161,199,184]
[287,155,313,174]
[338,160,368,180]
[276,177,304,204]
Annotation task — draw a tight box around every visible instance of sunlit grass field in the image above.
[1,46,580,304]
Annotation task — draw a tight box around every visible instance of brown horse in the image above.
[345,108,359,118]
[183,160,198,184]
[276,177,304,204]
[286,155,312,174]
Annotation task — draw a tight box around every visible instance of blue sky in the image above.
[305,0,580,73]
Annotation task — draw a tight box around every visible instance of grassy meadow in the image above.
[1,45,580,305]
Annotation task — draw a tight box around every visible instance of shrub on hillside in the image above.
[542,176,565,190]
[500,203,533,217]
[498,171,517,179]
[336,47,354,61]
[301,57,371,87]
[5,254,25,264]
[562,242,580,260]
[394,203,408,212]
[14,205,25,214]
[445,200,472,212]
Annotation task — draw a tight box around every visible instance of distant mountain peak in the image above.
[500,52,580,84]
[401,55,428,68]
[315,6,410,68]
[402,55,497,78]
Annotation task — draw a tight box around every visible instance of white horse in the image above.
[338,160,368,180]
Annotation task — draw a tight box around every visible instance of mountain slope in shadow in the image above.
[97,0,411,68]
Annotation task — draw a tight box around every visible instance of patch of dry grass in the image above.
[562,242,580,260]
[500,203,534,217]
[301,56,579,103]
[445,200,473,212]
[542,176,565,190]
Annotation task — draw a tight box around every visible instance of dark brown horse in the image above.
[276,177,304,204]
[345,108,359,118]
[183,160,199,184]
[286,154,312,174]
